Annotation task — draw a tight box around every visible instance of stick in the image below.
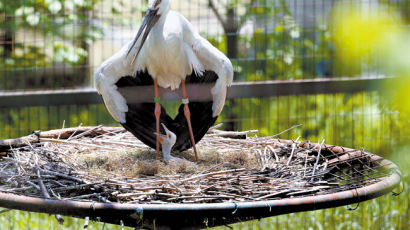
[267,145,279,162]
[179,168,247,183]
[311,139,325,182]
[83,216,90,229]
[120,220,124,230]
[35,168,85,183]
[67,123,83,140]
[303,151,309,177]
[198,162,226,174]
[69,125,104,140]
[36,169,65,225]
[39,138,118,151]
[65,193,102,200]
[57,120,65,139]
[0,134,39,150]
[117,191,155,199]
[286,136,301,166]
[208,123,223,131]
[271,124,303,138]
[209,130,258,138]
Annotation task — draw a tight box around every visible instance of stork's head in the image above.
[157,123,176,152]
[126,0,171,60]
[149,0,171,15]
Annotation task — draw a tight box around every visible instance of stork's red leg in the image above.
[181,80,199,162]
[154,79,161,159]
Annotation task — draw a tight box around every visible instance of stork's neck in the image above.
[150,12,168,42]
[162,144,172,155]
[162,144,173,160]
[155,9,170,29]
[158,3,170,16]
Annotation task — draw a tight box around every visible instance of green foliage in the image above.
[0,0,106,68]
[207,0,329,81]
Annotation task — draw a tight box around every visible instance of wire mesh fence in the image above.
[0,0,407,156]
[0,0,407,141]
[1,0,408,91]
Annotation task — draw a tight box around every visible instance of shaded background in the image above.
[0,0,408,229]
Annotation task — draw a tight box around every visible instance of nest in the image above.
[0,126,391,205]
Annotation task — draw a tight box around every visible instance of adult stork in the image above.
[94,0,233,161]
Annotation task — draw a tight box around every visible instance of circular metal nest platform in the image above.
[0,126,402,229]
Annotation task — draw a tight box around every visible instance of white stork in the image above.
[94,0,233,162]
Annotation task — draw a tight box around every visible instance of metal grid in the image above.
[1,0,408,91]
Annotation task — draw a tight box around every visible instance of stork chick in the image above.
[158,124,188,164]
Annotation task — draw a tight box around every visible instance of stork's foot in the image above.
[164,155,190,165]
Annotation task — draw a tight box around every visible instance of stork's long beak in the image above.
[161,123,170,134]
[126,8,160,63]
[154,123,170,143]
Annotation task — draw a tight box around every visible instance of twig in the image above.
[36,169,64,225]
[83,216,90,229]
[120,220,124,230]
[57,120,65,139]
[271,124,303,138]
[39,138,118,151]
[208,123,223,131]
[26,181,41,191]
[35,168,85,183]
[67,123,83,140]
[65,193,102,200]
[267,145,279,162]
[287,137,301,166]
[303,151,309,177]
[0,134,39,150]
[208,0,228,29]
[311,140,325,182]
[209,130,258,138]
[179,168,247,183]
[68,125,103,140]
[198,162,226,174]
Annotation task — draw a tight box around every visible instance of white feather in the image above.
[94,45,134,123]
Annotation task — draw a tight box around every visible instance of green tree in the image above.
[0,0,110,89]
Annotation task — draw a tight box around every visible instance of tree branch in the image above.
[208,0,228,30]
[238,0,257,29]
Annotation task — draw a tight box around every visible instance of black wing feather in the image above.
[115,70,219,152]
[116,71,173,150]
[170,71,218,151]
